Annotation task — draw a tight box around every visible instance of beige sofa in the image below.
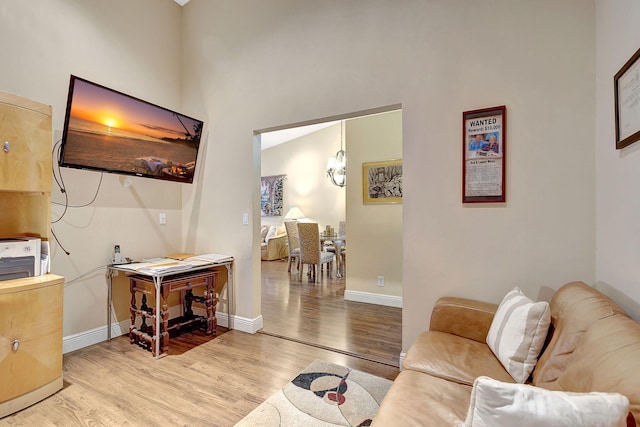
[373,281,640,426]
[260,224,288,261]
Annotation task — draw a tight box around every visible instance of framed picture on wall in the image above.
[260,174,285,216]
[362,159,403,204]
[463,105,506,203]
[615,47,640,150]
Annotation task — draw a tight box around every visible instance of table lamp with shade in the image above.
[284,206,305,221]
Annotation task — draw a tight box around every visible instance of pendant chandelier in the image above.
[326,121,346,187]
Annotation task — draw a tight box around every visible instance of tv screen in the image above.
[59,75,204,183]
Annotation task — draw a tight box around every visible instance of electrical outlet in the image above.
[242,212,249,225]
[377,276,384,287]
[159,213,167,225]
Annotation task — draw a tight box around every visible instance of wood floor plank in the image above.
[260,260,403,366]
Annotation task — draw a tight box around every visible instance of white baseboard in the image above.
[399,351,406,370]
[62,311,263,354]
[231,314,264,333]
[63,324,114,354]
[343,290,403,308]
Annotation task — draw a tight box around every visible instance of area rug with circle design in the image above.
[235,359,393,426]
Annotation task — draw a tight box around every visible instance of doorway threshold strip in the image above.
[257,330,400,368]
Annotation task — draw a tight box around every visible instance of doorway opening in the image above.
[256,105,403,366]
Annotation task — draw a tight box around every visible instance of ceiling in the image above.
[260,121,339,151]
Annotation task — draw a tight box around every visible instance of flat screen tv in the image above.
[59,75,204,183]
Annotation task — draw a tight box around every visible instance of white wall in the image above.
[261,123,345,230]
[595,0,640,319]
[1,0,607,354]
[0,0,188,342]
[181,0,596,349]
[346,111,403,304]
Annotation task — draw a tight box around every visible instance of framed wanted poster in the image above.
[462,105,506,203]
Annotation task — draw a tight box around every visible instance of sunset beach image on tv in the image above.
[59,76,204,183]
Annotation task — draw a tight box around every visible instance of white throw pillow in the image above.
[486,287,550,383]
[265,226,278,242]
[464,376,630,427]
[260,226,269,242]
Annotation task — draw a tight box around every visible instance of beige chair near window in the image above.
[297,222,335,282]
[284,221,301,272]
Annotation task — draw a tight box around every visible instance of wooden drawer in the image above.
[167,276,209,293]
[0,275,63,404]
[130,271,215,293]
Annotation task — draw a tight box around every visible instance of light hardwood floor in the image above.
[1,331,399,426]
[1,262,402,426]
[260,260,403,367]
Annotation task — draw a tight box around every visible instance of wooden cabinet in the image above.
[0,91,52,239]
[0,92,52,193]
[0,276,64,418]
[0,91,64,418]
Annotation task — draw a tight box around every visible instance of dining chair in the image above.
[325,221,346,277]
[337,221,346,275]
[297,222,335,282]
[284,221,301,272]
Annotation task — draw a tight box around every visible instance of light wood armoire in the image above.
[0,91,64,418]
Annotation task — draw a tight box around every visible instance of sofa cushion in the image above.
[430,297,498,343]
[403,331,514,386]
[464,376,630,427]
[554,314,640,424]
[533,281,628,388]
[486,287,550,383]
[265,225,278,242]
[371,369,470,427]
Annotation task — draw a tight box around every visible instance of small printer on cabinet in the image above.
[0,237,41,281]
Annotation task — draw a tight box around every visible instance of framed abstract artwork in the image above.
[260,174,285,216]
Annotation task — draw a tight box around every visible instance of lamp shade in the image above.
[284,206,305,220]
